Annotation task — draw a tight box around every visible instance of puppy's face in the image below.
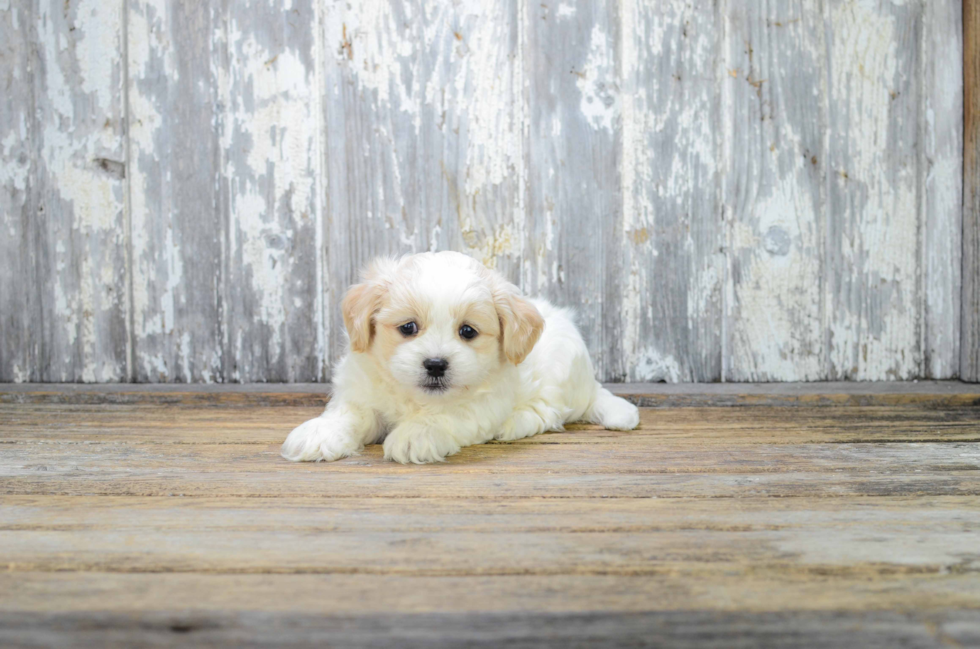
[342,252,544,399]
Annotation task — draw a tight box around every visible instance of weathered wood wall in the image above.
[965,0,980,383]
[0,0,966,383]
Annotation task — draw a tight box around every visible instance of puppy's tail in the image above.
[586,386,640,431]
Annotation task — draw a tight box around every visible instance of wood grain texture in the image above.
[0,0,37,382]
[322,0,525,371]
[1,391,979,645]
[618,0,723,382]
[33,0,130,381]
[524,0,623,380]
[221,0,321,382]
[826,0,922,380]
[923,0,962,379]
[2,403,979,500]
[0,610,977,649]
[3,495,980,575]
[965,0,980,382]
[0,0,968,383]
[126,0,224,382]
[725,1,825,381]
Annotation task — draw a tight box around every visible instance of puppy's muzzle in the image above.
[423,358,449,378]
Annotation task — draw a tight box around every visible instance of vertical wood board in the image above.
[725,1,826,381]
[825,0,922,380]
[524,0,623,380]
[964,0,980,382]
[126,0,224,382]
[221,0,321,382]
[618,0,724,382]
[33,0,129,381]
[0,0,38,381]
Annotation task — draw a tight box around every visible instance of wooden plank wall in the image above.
[0,0,967,383]
[965,0,980,382]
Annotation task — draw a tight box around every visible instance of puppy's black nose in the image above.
[423,358,449,377]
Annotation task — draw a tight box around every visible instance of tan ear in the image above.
[342,281,384,353]
[341,257,398,352]
[496,291,544,365]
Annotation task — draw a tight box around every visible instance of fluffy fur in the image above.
[281,252,639,464]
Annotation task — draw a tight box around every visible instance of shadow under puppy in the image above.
[282,251,640,464]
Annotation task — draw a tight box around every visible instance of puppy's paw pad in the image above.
[383,425,460,464]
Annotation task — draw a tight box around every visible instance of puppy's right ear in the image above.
[341,258,396,353]
[341,282,381,352]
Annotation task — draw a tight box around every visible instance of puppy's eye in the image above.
[459,324,478,340]
[398,322,419,336]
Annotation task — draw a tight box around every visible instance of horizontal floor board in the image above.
[1,609,978,649]
[2,573,979,616]
[2,472,978,499]
[2,405,978,446]
[3,441,980,476]
[1,496,977,576]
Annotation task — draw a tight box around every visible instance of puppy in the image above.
[281,251,640,464]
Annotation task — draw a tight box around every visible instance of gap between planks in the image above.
[0,381,979,408]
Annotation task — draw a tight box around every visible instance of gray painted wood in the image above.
[126,0,224,382]
[965,1,980,383]
[221,0,321,382]
[524,0,624,381]
[0,0,969,383]
[0,1,37,382]
[826,0,923,380]
[321,0,422,370]
[322,1,525,371]
[33,0,130,381]
[415,0,525,287]
[923,0,963,379]
[725,2,826,381]
[618,0,723,382]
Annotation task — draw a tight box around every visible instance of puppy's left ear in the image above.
[494,284,544,365]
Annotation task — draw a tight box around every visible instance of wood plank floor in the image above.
[1,383,979,647]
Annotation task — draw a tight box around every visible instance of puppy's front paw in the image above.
[383,422,460,464]
[589,390,640,431]
[281,416,362,462]
[600,397,640,431]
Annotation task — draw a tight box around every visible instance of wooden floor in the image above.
[1,383,979,647]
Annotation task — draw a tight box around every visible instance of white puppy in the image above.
[281,251,639,464]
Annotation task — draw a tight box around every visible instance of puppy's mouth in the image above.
[419,377,450,393]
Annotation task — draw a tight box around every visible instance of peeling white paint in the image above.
[0,125,29,194]
[221,13,320,380]
[576,24,619,132]
[329,0,418,112]
[1,0,966,383]
[633,349,682,383]
[828,0,919,380]
[74,0,120,114]
[33,0,127,382]
[556,4,576,19]
[731,183,823,380]
[127,0,180,378]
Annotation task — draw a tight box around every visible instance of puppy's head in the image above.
[342,252,544,398]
